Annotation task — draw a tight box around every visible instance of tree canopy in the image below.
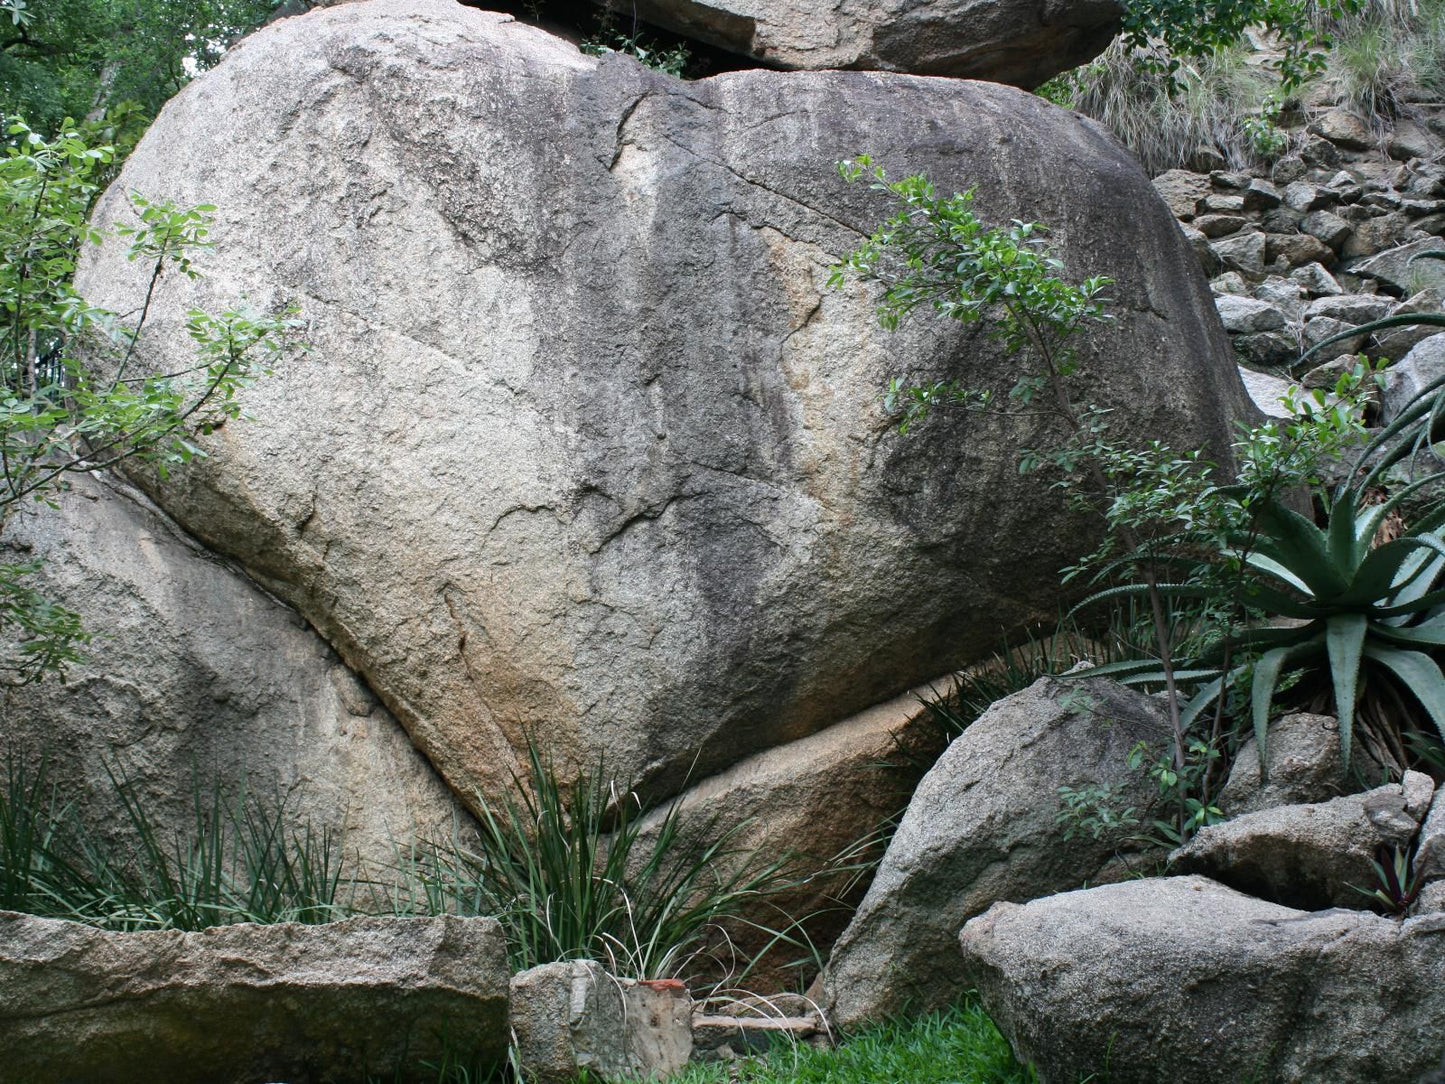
[0,0,284,136]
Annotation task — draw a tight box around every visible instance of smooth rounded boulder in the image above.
[75,0,1252,812]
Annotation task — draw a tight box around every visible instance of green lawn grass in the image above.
[662,1003,1035,1084]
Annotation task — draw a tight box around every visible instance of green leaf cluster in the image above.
[0,0,280,138]
[0,116,301,684]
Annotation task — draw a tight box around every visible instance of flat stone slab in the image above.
[0,912,509,1084]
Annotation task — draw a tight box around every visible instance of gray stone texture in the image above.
[74,1,1251,811]
[1214,294,1287,333]
[1170,774,1435,909]
[1382,332,1445,422]
[0,911,509,1084]
[1153,169,1211,219]
[1217,712,1354,816]
[819,676,1172,1029]
[958,876,1445,1084]
[509,961,692,1084]
[594,0,1123,87]
[1356,236,1445,295]
[0,475,466,868]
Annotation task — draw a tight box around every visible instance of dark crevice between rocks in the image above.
[461,0,765,79]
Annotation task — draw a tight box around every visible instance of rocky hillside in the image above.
[1157,101,1445,405]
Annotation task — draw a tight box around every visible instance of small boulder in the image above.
[1290,261,1345,296]
[1255,276,1305,322]
[1370,288,1444,361]
[1304,315,1366,354]
[1169,773,1435,909]
[1271,155,1307,185]
[1237,364,1297,416]
[1343,212,1412,259]
[1200,192,1247,215]
[1192,212,1249,238]
[1311,108,1375,151]
[1217,712,1352,816]
[1154,169,1211,219]
[1304,293,1393,323]
[1266,231,1336,268]
[958,876,1445,1084]
[1209,270,1251,295]
[1213,230,1267,274]
[1356,236,1445,295]
[509,961,692,1084]
[1301,209,1353,251]
[1284,180,1335,212]
[1382,332,1445,421]
[819,676,1171,1029]
[1242,178,1283,211]
[1215,294,1287,333]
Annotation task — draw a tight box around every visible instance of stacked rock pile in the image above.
[1156,105,1445,407]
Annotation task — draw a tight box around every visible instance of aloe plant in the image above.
[1087,263,1445,773]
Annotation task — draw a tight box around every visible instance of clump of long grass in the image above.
[666,1002,1032,1084]
[1054,38,1282,176]
[920,603,1182,745]
[386,741,808,987]
[0,753,351,930]
[1321,0,1445,118]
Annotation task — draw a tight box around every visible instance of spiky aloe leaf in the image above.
[1374,622,1445,648]
[1251,638,1325,778]
[1243,551,1311,593]
[1069,658,1174,681]
[1070,582,1216,615]
[1362,643,1445,746]
[1339,539,1443,608]
[1326,613,1367,771]
[1252,501,1348,600]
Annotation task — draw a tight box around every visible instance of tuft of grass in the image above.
[664,1002,1035,1084]
[1054,39,1282,176]
[386,740,805,987]
[0,751,353,930]
[1326,0,1445,116]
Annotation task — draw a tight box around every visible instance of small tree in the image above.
[0,116,300,685]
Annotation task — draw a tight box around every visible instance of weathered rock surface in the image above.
[0,475,465,867]
[1170,773,1435,909]
[76,1,1250,810]
[635,678,949,980]
[594,0,1122,87]
[1382,332,1445,422]
[1217,712,1354,816]
[819,676,1171,1029]
[509,961,692,1084]
[1214,293,1286,332]
[959,876,1445,1084]
[0,911,509,1084]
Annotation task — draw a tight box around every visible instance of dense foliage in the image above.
[0,0,280,136]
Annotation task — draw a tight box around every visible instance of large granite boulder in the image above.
[820,676,1172,1028]
[1,474,465,869]
[959,876,1445,1084]
[589,0,1122,87]
[0,911,509,1084]
[75,1,1251,817]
